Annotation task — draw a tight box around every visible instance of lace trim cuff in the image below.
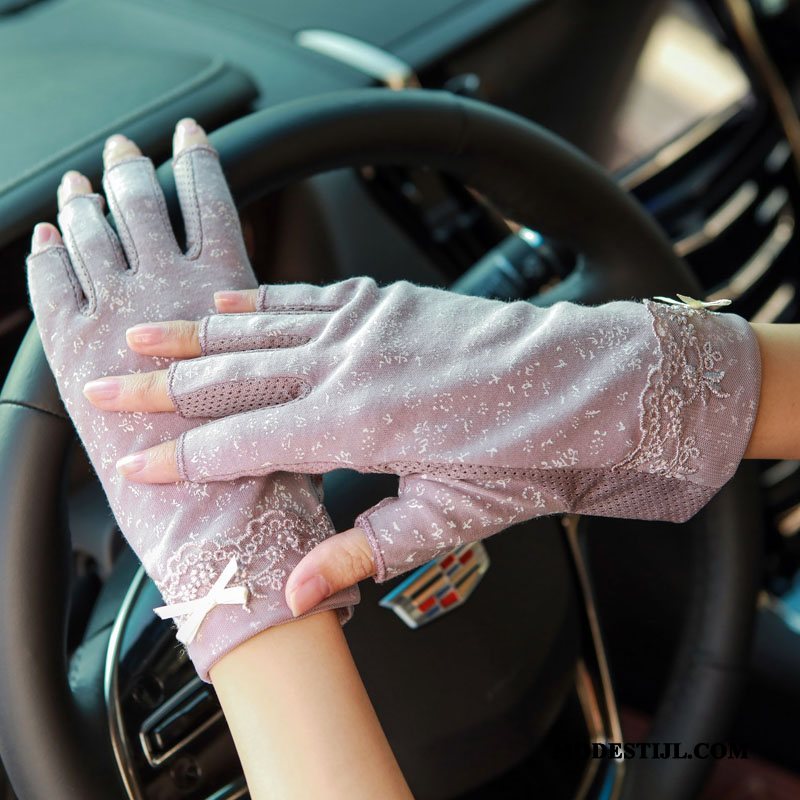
[614,300,761,490]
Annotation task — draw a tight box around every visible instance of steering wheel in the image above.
[0,89,762,800]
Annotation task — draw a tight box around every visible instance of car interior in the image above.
[0,0,799,798]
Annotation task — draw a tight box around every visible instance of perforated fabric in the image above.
[27,147,357,679]
[169,278,761,581]
[170,374,310,418]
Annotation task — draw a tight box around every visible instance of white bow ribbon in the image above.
[154,557,249,644]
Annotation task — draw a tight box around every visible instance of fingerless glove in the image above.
[163,277,761,580]
[27,149,358,679]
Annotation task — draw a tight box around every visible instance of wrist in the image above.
[745,323,800,460]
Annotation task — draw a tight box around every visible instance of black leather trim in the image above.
[0,401,124,798]
[0,324,66,420]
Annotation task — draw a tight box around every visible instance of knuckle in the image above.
[337,536,375,582]
[130,369,164,401]
[152,440,176,469]
[175,321,200,352]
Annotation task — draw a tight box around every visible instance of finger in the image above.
[30,223,63,254]
[27,237,82,318]
[214,289,258,313]
[172,119,249,266]
[200,311,329,356]
[82,369,173,412]
[285,528,375,617]
[168,350,309,420]
[57,170,92,210]
[57,171,126,308]
[116,439,180,482]
[103,134,181,271]
[28,203,74,319]
[254,277,367,312]
[355,476,511,582]
[103,134,141,168]
[173,116,208,153]
[126,320,201,358]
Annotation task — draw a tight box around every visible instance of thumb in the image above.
[286,527,376,617]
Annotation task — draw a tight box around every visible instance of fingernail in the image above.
[62,171,89,190]
[178,118,199,134]
[174,118,207,154]
[116,453,147,478]
[103,135,141,168]
[287,575,331,617]
[214,291,242,310]
[104,134,128,152]
[83,378,121,402]
[58,171,91,206]
[32,223,54,251]
[127,324,166,347]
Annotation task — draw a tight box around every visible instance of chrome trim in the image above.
[104,565,148,800]
[777,501,800,538]
[759,590,800,635]
[563,515,625,800]
[575,660,606,746]
[755,185,789,225]
[573,661,609,799]
[139,676,225,768]
[296,30,420,90]
[750,281,796,322]
[723,0,800,176]
[708,209,794,299]
[765,140,792,173]
[619,103,747,190]
[674,180,758,256]
[206,777,248,800]
[761,459,800,487]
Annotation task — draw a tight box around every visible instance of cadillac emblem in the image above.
[379,542,490,628]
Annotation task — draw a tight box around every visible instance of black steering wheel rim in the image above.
[0,88,761,800]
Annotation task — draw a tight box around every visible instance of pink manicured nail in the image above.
[214,291,246,311]
[178,118,199,134]
[32,224,54,251]
[127,324,166,347]
[103,135,141,168]
[174,118,207,155]
[104,134,128,152]
[58,171,91,207]
[62,171,89,192]
[116,453,147,478]
[83,378,121,402]
[287,575,331,617]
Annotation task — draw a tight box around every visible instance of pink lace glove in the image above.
[155,278,761,582]
[26,137,357,680]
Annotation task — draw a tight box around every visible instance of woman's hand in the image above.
[27,122,358,677]
[78,286,377,615]
[83,278,762,617]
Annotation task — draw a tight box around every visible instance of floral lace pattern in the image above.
[157,502,335,607]
[614,300,734,479]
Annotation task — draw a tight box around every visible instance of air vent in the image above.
[139,676,224,768]
[625,100,800,322]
